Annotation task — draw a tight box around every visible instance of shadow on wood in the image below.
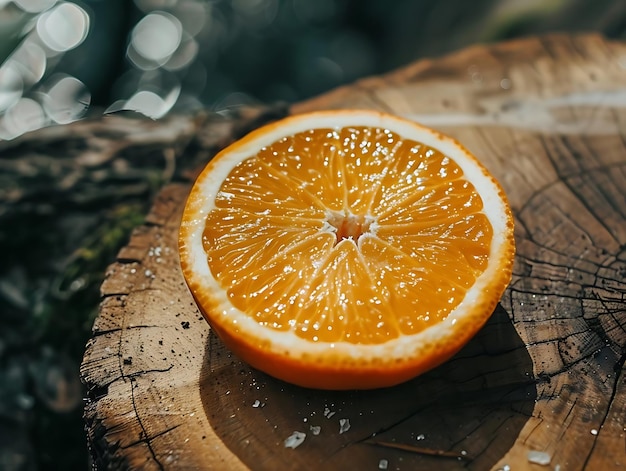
[200,304,536,470]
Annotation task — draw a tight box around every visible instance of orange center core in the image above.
[327,211,372,244]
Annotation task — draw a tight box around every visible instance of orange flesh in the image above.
[202,126,492,345]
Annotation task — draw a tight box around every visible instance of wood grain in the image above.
[81,34,626,470]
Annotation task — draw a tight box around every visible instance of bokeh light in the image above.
[129,11,182,66]
[36,2,89,52]
[42,73,89,123]
[0,0,90,139]
[11,41,47,85]
[0,0,380,139]
[3,96,45,138]
[0,63,23,112]
[123,87,180,119]
[14,0,57,14]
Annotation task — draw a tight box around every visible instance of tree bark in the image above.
[80,33,626,470]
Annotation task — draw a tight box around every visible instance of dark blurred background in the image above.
[0,0,624,469]
[2,0,626,139]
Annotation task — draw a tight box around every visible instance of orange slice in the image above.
[179,110,515,390]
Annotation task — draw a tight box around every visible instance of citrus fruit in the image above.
[179,109,515,390]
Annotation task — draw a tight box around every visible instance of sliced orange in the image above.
[179,110,515,390]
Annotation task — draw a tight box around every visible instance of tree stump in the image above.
[80,34,626,470]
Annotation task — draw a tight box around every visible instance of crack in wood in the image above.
[101,287,163,298]
[92,325,160,336]
[128,376,165,471]
[120,424,181,451]
[127,365,175,378]
[582,352,626,469]
[364,440,469,461]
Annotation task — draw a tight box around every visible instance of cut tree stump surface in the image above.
[80,34,626,470]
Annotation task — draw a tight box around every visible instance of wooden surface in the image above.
[80,34,626,470]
